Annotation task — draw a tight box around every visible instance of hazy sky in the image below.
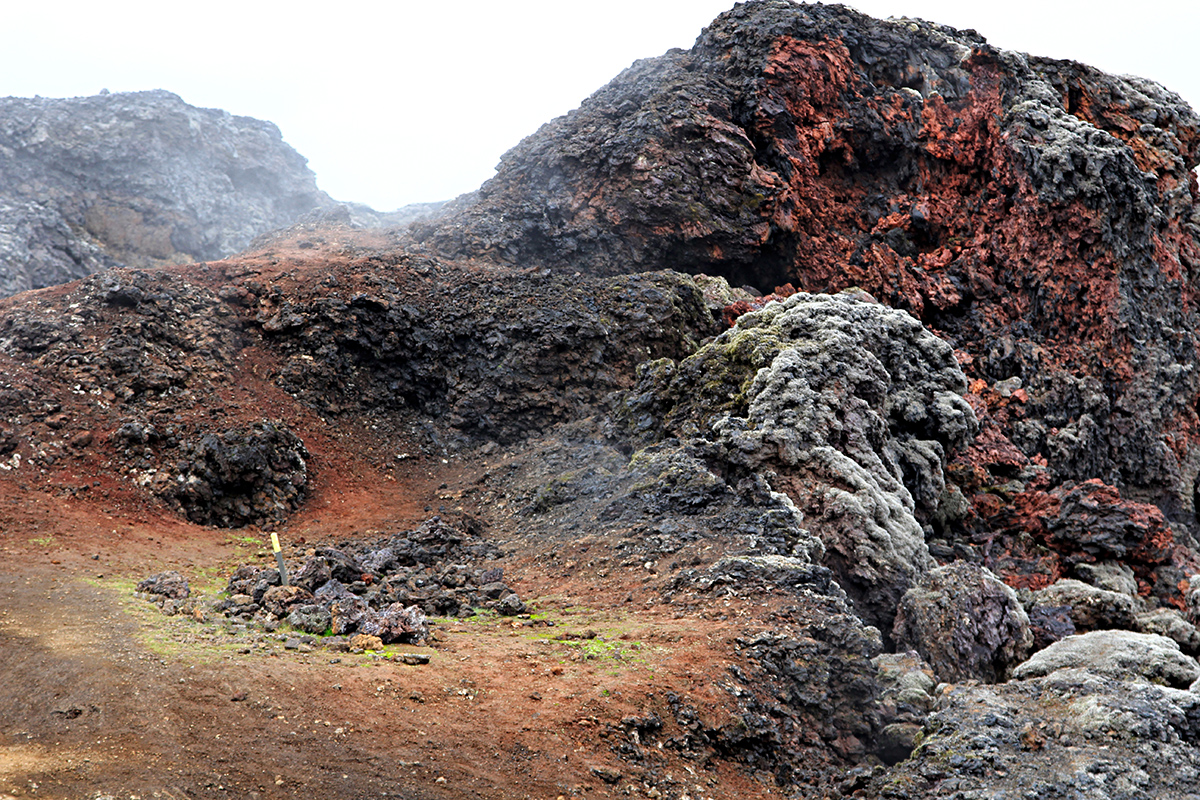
[3,1,1197,210]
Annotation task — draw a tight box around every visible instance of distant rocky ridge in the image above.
[0,90,338,297]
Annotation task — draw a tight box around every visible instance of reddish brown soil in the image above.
[0,404,784,800]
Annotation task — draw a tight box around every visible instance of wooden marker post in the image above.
[271,532,289,586]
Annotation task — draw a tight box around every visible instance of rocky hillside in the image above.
[0,89,336,297]
[5,2,1200,798]
[409,0,1200,608]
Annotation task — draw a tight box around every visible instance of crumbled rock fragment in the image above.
[359,603,427,644]
[286,604,331,635]
[260,585,315,618]
[136,570,189,601]
[350,634,383,652]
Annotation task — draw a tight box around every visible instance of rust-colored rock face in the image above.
[409,0,1200,603]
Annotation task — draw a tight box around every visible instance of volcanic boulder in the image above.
[620,290,976,629]
[157,421,309,528]
[892,562,1032,683]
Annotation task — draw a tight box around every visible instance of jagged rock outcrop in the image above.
[0,90,334,296]
[408,0,1200,609]
[257,264,715,445]
[619,290,976,630]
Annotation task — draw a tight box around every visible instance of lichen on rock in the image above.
[620,290,976,630]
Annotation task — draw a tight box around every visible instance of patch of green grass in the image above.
[82,575,247,664]
[562,637,646,662]
[28,535,56,547]
[191,564,229,594]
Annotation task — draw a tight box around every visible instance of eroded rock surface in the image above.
[870,671,1200,797]
[620,290,975,630]
[3,2,1200,797]
[1012,630,1200,688]
[892,562,1031,683]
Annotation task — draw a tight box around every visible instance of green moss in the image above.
[528,470,581,513]
[656,324,784,433]
[561,638,646,663]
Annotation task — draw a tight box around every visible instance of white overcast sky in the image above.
[2,1,1197,211]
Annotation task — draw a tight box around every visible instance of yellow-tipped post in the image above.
[271,532,289,586]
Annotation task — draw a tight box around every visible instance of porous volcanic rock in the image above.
[892,562,1031,683]
[409,0,1200,606]
[0,90,334,296]
[5,3,1200,797]
[868,670,1200,797]
[1030,578,1141,633]
[257,264,716,444]
[871,651,937,765]
[619,290,976,630]
[155,420,309,528]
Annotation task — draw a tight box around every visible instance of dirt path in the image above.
[0,484,771,800]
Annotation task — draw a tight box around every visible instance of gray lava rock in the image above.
[1030,578,1141,632]
[495,594,526,616]
[314,547,366,583]
[359,603,427,644]
[1074,561,1139,596]
[893,562,1032,683]
[286,604,331,635]
[328,596,370,636]
[291,557,332,593]
[479,582,510,600]
[1186,575,1200,627]
[1012,630,1200,688]
[869,669,1200,796]
[675,554,840,598]
[0,90,334,297]
[621,291,976,630]
[1135,608,1200,656]
[136,570,189,601]
[225,565,280,604]
[872,651,937,764]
